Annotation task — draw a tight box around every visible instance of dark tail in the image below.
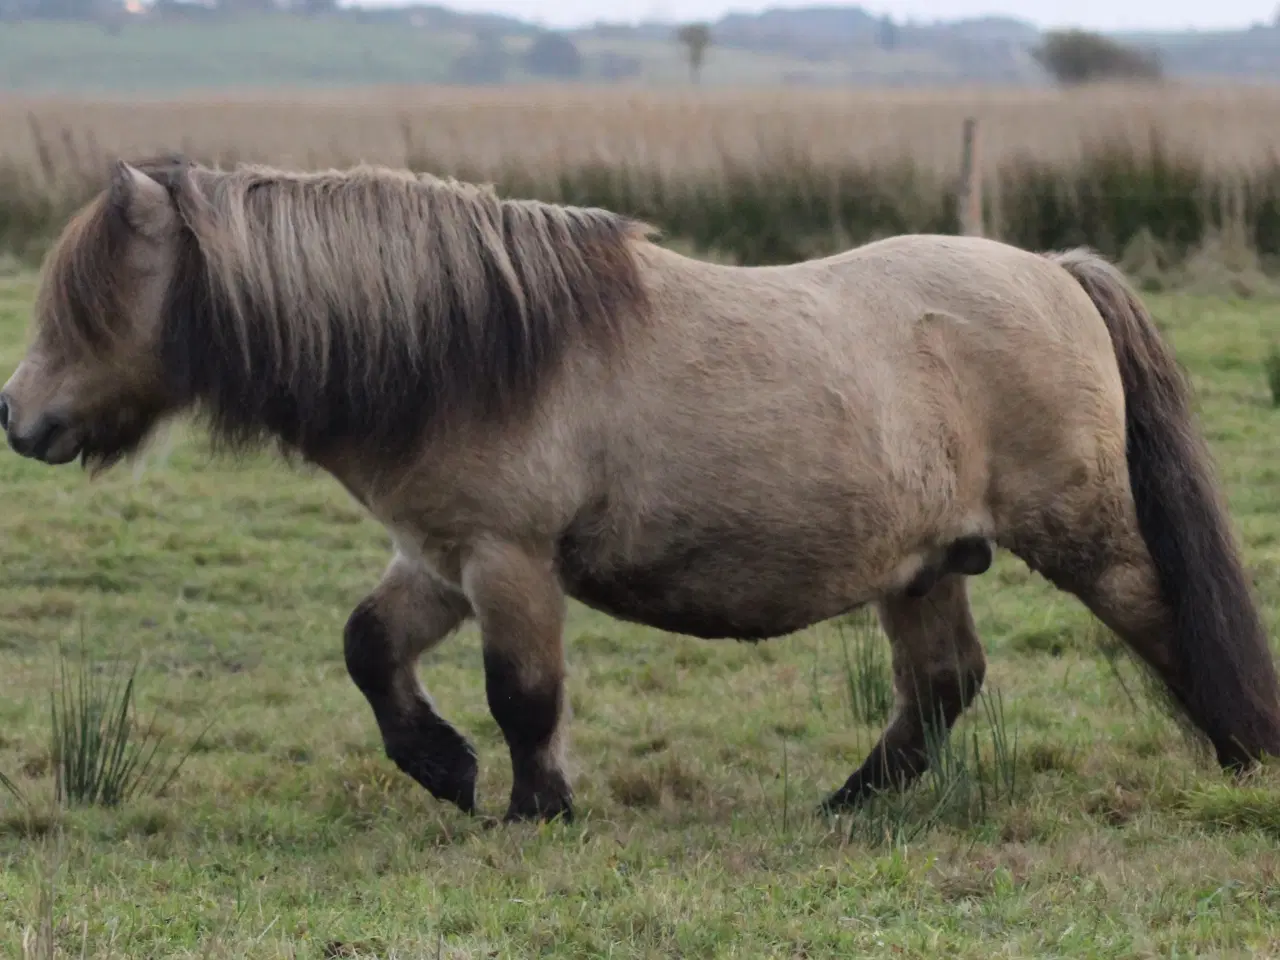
[1049,248,1280,770]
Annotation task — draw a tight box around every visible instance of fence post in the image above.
[958,117,983,237]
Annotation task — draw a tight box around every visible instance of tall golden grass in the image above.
[4,82,1280,274]
[6,83,1280,175]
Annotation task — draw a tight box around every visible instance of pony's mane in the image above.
[42,154,655,459]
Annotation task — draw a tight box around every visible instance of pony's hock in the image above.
[5,154,1280,823]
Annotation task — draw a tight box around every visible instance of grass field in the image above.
[2,258,1280,957]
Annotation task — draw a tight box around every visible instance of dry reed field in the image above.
[6,82,1280,176]
[6,82,1280,274]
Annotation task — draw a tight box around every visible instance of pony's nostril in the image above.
[0,394,10,433]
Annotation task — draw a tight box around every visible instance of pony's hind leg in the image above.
[1015,498,1280,771]
[461,540,573,823]
[344,554,479,813]
[821,574,987,811]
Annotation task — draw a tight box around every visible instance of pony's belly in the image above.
[566,581,829,640]
[555,535,869,641]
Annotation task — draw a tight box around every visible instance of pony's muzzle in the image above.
[1,397,76,465]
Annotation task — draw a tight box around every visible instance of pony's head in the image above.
[4,154,655,472]
[1,158,190,472]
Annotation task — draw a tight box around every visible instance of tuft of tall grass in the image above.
[840,684,1022,847]
[49,644,205,808]
[836,613,895,727]
[919,686,1019,818]
[1,768,27,810]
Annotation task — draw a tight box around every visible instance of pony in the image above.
[3,154,1278,823]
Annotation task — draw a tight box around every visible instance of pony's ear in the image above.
[108,160,176,238]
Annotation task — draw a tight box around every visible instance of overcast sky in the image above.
[424,0,1277,32]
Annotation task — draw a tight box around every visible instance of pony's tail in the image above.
[1049,247,1280,770]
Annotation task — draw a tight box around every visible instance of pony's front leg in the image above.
[461,539,572,823]
[343,554,479,814]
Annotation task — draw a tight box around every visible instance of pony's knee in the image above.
[461,541,567,699]
[343,597,395,699]
[344,562,472,700]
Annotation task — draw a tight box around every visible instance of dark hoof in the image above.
[816,786,867,816]
[504,785,574,824]
[386,723,480,815]
[438,757,480,815]
[817,761,909,815]
[1215,741,1267,777]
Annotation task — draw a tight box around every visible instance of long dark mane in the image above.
[46,155,655,461]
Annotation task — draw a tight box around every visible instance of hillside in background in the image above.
[0,2,1279,92]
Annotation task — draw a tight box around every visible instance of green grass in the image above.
[2,272,1280,956]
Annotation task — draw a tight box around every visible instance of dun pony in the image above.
[3,155,1277,823]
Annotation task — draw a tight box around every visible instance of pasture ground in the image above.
[1,270,1280,957]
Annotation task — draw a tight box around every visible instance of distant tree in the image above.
[875,15,899,52]
[1033,29,1162,85]
[522,30,584,79]
[449,31,510,85]
[675,22,712,84]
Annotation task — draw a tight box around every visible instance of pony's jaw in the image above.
[0,389,166,471]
